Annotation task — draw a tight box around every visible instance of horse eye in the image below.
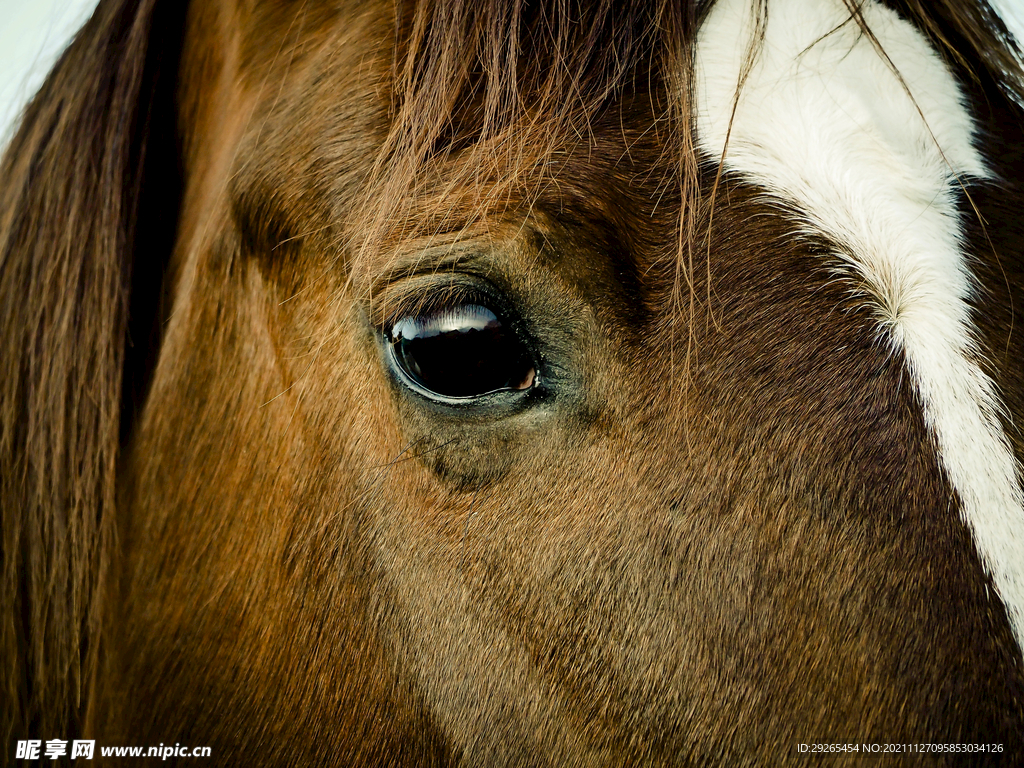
[386,303,537,400]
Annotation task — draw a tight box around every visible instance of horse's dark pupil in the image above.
[390,305,534,398]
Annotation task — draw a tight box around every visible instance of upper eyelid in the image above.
[368,241,496,295]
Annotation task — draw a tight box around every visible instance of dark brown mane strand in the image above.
[0,0,185,743]
[883,0,1024,104]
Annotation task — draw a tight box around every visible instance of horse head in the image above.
[3,0,1024,762]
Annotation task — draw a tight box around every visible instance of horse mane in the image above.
[0,0,185,742]
[1,0,1022,745]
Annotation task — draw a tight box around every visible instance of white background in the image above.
[1,0,99,146]
[2,0,1024,149]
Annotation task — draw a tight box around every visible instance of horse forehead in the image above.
[696,0,1024,653]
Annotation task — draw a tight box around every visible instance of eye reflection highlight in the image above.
[388,304,536,399]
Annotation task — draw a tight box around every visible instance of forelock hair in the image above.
[351,0,707,272]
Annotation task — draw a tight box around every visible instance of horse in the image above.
[3,0,1024,763]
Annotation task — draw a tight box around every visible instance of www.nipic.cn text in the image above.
[15,740,212,760]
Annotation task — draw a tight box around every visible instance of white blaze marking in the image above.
[695,0,1024,649]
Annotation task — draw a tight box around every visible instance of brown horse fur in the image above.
[2,0,1024,763]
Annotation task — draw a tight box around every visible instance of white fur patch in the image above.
[695,0,1024,649]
